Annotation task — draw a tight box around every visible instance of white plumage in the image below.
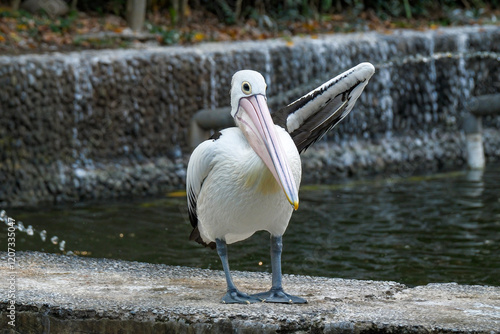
[188,126,300,245]
[186,64,375,304]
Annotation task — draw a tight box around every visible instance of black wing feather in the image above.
[288,83,359,152]
[186,132,223,250]
[273,62,375,153]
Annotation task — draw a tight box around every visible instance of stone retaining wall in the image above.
[1,26,499,207]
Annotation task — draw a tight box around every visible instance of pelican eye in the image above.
[241,81,252,95]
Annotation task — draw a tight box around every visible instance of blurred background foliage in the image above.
[0,0,491,25]
[72,0,498,24]
[0,0,498,51]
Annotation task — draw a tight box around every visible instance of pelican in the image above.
[187,63,375,304]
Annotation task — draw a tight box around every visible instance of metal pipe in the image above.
[189,107,234,149]
[466,94,500,116]
[192,107,234,130]
[463,114,485,170]
[462,93,500,170]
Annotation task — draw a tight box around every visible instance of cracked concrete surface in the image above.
[0,251,499,333]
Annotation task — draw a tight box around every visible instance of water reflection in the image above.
[463,169,484,205]
[2,165,499,287]
[292,167,499,286]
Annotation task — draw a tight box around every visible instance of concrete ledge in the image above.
[1,252,499,333]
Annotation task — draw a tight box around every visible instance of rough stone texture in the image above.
[0,252,499,333]
[1,26,500,207]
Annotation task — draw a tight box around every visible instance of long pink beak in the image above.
[235,94,299,210]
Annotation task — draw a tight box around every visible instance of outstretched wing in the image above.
[186,133,221,249]
[272,62,375,153]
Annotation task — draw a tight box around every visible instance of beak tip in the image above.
[285,195,299,210]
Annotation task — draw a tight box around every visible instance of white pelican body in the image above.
[192,127,300,244]
[187,64,375,304]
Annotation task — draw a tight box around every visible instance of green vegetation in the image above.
[70,0,499,24]
[0,0,497,53]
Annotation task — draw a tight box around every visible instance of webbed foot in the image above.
[252,288,307,304]
[222,289,262,304]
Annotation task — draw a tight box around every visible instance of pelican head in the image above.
[230,70,299,210]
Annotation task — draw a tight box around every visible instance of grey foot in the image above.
[222,289,262,304]
[252,288,307,304]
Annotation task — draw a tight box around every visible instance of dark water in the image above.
[2,165,499,287]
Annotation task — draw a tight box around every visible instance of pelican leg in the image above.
[216,238,261,304]
[252,235,307,304]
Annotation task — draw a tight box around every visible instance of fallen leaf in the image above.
[104,22,116,31]
[193,32,204,42]
[9,31,22,42]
